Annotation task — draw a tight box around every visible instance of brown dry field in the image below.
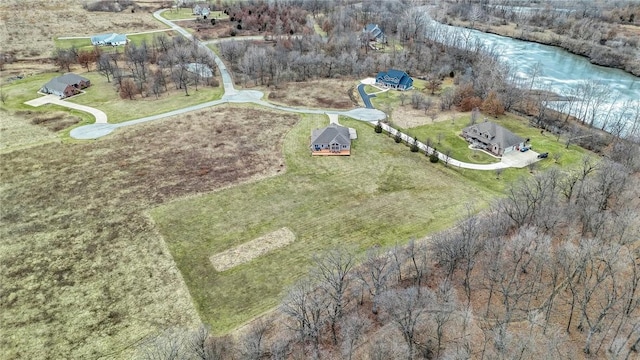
[392,104,461,128]
[0,105,299,359]
[0,0,166,59]
[264,78,360,110]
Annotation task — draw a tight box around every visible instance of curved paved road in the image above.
[66,9,385,140]
[357,84,375,109]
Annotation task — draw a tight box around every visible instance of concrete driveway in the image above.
[501,149,541,168]
[25,94,108,124]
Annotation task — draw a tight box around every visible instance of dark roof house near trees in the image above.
[40,73,91,98]
[363,24,386,43]
[310,124,351,156]
[461,121,526,156]
[375,69,413,91]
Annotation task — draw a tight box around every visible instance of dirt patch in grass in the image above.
[264,79,359,110]
[0,105,299,359]
[210,227,296,272]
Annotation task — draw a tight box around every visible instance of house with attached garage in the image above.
[375,69,413,90]
[461,121,526,156]
[40,73,91,98]
[310,124,351,156]
[91,33,128,46]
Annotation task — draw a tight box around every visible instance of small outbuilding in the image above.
[40,73,91,98]
[91,33,128,46]
[310,124,351,156]
[375,69,413,91]
[461,121,525,156]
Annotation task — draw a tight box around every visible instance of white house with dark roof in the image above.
[40,73,91,98]
[91,33,128,46]
[310,124,351,156]
[193,4,210,17]
[461,121,526,156]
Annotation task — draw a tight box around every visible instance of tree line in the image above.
[137,152,640,359]
[53,34,219,99]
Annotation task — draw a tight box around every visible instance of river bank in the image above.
[441,18,640,77]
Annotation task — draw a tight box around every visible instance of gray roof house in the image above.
[364,24,386,43]
[310,124,351,156]
[461,121,525,156]
[91,33,128,46]
[40,73,91,98]
[193,4,210,17]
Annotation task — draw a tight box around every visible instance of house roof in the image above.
[311,124,351,146]
[364,24,383,39]
[463,121,524,149]
[57,73,89,85]
[91,33,127,44]
[41,73,89,95]
[41,79,72,94]
[376,69,413,87]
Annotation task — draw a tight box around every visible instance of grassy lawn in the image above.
[150,115,519,333]
[399,112,590,168]
[66,72,223,123]
[55,31,176,53]
[160,8,228,20]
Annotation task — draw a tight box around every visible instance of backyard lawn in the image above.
[150,115,515,334]
[400,113,590,169]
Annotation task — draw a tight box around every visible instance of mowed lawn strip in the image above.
[151,116,505,333]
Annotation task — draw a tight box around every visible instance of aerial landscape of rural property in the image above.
[1,0,640,359]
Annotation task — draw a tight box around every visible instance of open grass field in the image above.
[0,0,166,59]
[54,31,177,53]
[160,8,227,21]
[264,78,359,110]
[149,115,521,334]
[0,105,299,359]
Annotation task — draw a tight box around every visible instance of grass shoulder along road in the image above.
[150,115,518,334]
[66,71,224,123]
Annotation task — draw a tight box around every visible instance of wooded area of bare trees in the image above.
[137,149,639,359]
[53,34,219,99]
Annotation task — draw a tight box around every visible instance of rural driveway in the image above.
[357,84,375,109]
[26,94,108,124]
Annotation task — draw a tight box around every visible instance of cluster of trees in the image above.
[137,153,639,359]
[53,34,218,99]
[438,0,640,75]
[222,1,310,35]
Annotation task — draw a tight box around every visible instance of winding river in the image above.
[426,19,640,133]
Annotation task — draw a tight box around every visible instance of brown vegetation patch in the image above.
[30,111,82,132]
[264,79,358,110]
[210,227,295,272]
[0,0,165,59]
[0,105,298,359]
[392,104,459,128]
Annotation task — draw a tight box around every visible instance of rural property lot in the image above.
[150,116,504,333]
[0,106,298,359]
